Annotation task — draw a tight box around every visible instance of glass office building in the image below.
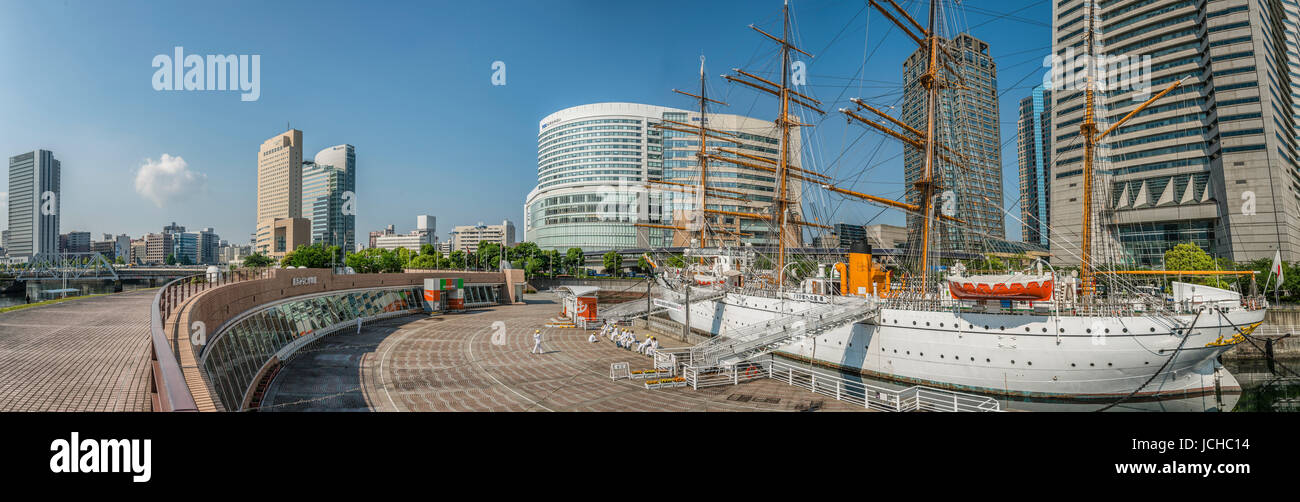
[303,144,356,254]
[524,102,794,251]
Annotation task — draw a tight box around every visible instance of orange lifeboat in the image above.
[947,274,1053,301]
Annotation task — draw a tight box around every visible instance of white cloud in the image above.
[134,154,206,207]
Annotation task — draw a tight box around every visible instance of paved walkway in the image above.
[0,290,155,411]
[262,294,870,412]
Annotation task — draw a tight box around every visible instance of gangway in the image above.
[689,299,879,367]
[603,287,728,322]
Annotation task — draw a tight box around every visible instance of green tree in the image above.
[602,250,622,277]
[666,254,686,268]
[512,242,541,263]
[282,243,339,268]
[243,253,274,268]
[565,247,584,274]
[524,256,545,278]
[449,250,466,269]
[478,242,503,271]
[165,253,177,265]
[420,243,436,256]
[408,254,439,269]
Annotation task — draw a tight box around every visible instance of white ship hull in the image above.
[663,290,1258,399]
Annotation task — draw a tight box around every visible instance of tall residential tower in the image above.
[256,129,306,258]
[7,150,60,257]
[902,33,1005,248]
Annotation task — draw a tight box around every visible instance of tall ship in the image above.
[639,0,1268,400]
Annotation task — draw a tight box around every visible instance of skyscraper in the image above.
[1050,0,1300,266]
[1017,84,1052,247]
[306,144,356,253]
[256,129,306,258]
[7,149,60,257]
[902,33,1004,249]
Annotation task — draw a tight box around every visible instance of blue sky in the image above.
[0,0,1050,245]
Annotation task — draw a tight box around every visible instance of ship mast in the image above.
[1077,0,1186,299]
[638,57,749,248]
[719,0,825,290]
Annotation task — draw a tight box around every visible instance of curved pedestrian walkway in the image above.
[262,294,870,412]
[0,289,155,411]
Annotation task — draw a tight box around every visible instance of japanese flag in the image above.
[1272,250,1285,288]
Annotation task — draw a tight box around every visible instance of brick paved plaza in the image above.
[0,289,155,412]
[263,293,871,412]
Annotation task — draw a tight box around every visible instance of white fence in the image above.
[679,356,1000,412]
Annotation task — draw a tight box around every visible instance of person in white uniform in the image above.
[531,329,544,354]
[588,332,598,343]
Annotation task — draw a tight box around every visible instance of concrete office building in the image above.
[144,232,174,265]
[1018,84,1053,248]
[902,33,1005,248]
[7,149,60,257]
[449,220,515,254]
[524,102,797,251]
[1050,0,1300,266]
[256,129,305,257]
[61,231,90,253]
[303,144,356,253]
[374,215,435,252]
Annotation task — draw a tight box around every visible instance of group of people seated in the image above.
[590,321,659,356]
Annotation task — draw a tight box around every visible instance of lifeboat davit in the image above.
[947,274,1053,301]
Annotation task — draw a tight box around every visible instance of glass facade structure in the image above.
[1018,85,1052,247]
[525,102,792,251]
[304,144,356,254]
[902,33,1005,249]
[199,287,422,410]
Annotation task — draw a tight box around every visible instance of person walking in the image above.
[531,329,544,354]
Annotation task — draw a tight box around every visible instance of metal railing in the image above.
[149,268,276,412]
[149,275,201,412]
[679,356,1000,412]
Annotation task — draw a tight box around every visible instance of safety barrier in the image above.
[679,356,1000,412]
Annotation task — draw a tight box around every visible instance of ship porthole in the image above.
[1059,328,1065,333]
[1089,363,1095,366]
[969,324,974,329]
[1000,326,1005,330]
[1108,362,1113,366]
[1071,363,1076,367]
[940,354,944,358]
[1086,329,1092,333]
[940,323,944,327]
[906,351,910,355]
[1025,327,1030,332]
[985,358,990,362]
[1011,360,1015,364]
[920,352,924,356]
[970,357,974,361]
[1027,361,1032,366]
[1042,328,1048,333]
[912,321,917,325]
[1123,328,1129,333]
[925,322,930,326]
[893,349,897,353]
[1105,329,1110,333]
[1144,361,1149,364]
[984,325,989,330]
[1149,327,1156,332]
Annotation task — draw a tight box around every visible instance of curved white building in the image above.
[525,102,797,251]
